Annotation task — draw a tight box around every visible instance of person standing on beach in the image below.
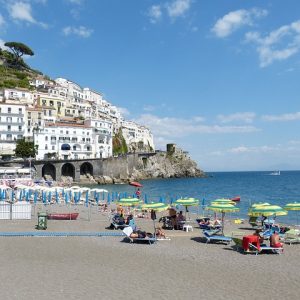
[135,188,141,199]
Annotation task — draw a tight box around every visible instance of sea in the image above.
[85,171,300,225]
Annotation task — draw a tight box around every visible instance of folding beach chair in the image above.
[202,230,232,245]
[122,227,157,244]
[284,229,300,245]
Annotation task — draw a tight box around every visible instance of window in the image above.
[19,108,22,114]
[28,112,31,119]
[7,117,12,122]
[6,134,12,140]
[38,113,41,119]
[45,136,48,141]
[7,125,11,131]
[60,130,63,134]
[45,145,48,150]
[18,126,22,132]
[8,108,11,113]
[52,146,55,150]
[42,100,47,106]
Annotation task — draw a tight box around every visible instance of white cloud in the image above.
[262,111,300,122]
[228,144,290,154]
[148,5,162,24]
[217,112,256,124]
[212,8,268,38]
[166,0,191,18]
[245,20,300,67]
[67,0,83,4]
[8,1,47,28]
[117,107,130,117]
[133,114,259,141]
[62,26,93,38]
[0,39,8,50]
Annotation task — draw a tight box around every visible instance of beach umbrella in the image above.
[85,190,89,207]
[174,198,199,220]
[142,202,169,238]
[284,202,300,224]
[206,203,239,234]
[248,205,287,217]
[211,198,236,205]
[117,198,142,206]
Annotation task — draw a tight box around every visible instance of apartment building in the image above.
[0,103,26,156]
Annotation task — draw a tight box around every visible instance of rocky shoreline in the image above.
[83,148,206,185]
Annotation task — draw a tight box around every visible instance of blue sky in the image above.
[1,0,300,172]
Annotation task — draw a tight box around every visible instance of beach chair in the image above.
[202,230,232,245]
[284,229,300,245]
[248,243,284,255]
[122,227,157,244]
[249,216,259,228]
[232,237,243,252]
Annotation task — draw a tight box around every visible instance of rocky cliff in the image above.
[130,151,205,180]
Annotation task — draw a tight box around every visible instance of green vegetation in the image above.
[14,139,38,158]
[113,129,128,155]
[0,41,48,89]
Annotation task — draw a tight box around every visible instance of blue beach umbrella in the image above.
[19,190,23,201]
[107,193,111,204]
[26,191,30,202]
[85,191,89,207]
[34,191,38,203]
[0,189,2,201]
[144,194,148,204]
[48,191,52,203]
[55,190,59,203]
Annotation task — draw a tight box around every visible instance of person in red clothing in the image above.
[135,188,141,199]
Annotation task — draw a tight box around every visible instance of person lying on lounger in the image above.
[130,230,153,239]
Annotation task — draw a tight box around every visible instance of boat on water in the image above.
[269,171,280,176]
[47,213,79,220]
[231,196,241,202]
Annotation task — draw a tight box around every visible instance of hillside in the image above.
[0,45,49,89]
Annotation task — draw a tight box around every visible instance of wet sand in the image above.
[0,206,299,300]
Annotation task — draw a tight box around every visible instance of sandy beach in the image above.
[0,205,300,300]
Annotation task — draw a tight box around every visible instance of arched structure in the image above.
[80,162,93,176]
[61,144,71,150]
[61,162,75,179]
[42,163,56,180]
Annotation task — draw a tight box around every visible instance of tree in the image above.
[15,138,37,158]
[4,42,34,67]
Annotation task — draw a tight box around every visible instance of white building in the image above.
[121,120,155,152]
[35,119,113,160]
[0,88,34,105]
[0,102,26,156]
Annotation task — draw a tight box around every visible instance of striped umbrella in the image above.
[206,203,239,234]
[142,202,169,238]
[284,202,300,224]
[174,198,199,220]
[211,198,236,205]
[248,205,287,217]
[117,198,142,206]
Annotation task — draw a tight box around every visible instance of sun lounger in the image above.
[248,243,283,255]
[202,230,232,244]
[122,227,157,244]
[249,216,259,227]
[284,229,300,245]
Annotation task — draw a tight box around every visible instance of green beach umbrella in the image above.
[117,198,142,206]
[284,202,300,224]
[250,202,270,208]
[141,202,169,238]
[174,198,199,219]
[211,198,236,205]
[206,203,239,234]
[284,202,300,211]
[248,205,287,217]
[142,202,169,212]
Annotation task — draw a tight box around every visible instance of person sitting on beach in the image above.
[270,232,283,248]
[168,207,177,228]
[125,214,133,225]
[155,226,166,239]
[253,229,264,244]
[176,211,186,229]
